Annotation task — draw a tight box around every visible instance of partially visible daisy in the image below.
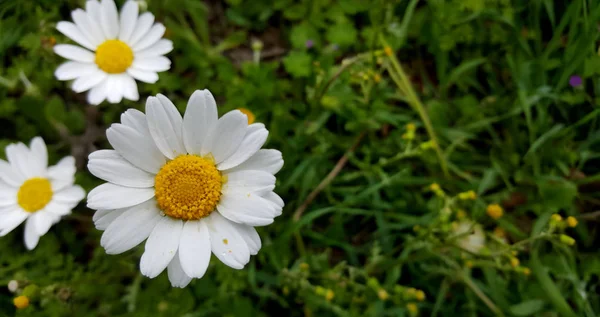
[453,221,485,254]
[54,0,172,105]
[0,137,85,250]
[88,89,284,287]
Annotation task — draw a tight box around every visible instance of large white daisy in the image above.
[0,137,85,250]
[54,0,172,105]
[88,89,284,288]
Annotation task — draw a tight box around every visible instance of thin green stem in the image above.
[461,270,505,316]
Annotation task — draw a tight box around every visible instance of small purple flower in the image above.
[569,75,582,87]
[305,39,314,49]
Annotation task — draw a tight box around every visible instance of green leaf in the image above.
[537,177,578,211]
[290,22,320,49]
[326,22,357,47]
[282,51,312,78]
[508,299,545,316]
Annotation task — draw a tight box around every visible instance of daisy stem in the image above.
[379,36,449,178]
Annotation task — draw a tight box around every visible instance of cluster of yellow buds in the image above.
[315,286,335,302]
[419,140,436,150]
[393,286,426,302]
[486,204,503,220]
[406,303,419,316]
[549,214,578,246]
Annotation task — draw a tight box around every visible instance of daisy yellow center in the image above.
[95,40,134,74]
[18,178,53,213]
[154,155,223,220]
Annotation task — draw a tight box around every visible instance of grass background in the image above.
[1,0,600,316]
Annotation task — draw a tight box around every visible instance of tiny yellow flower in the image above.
[406,123,416,132]
[13,296,29,309]
[510,257,520,268]
[459,190,477,200]
[566,216,578,228]
[315,286,325,296]
[377,289,389,301]
[373,74,382,83]
[429,183,440,191]
[237,108,256,125]
[405,287,417,297]
[420,140,436,150]
[522,267,531,276]
[415,290,426,301]
[486,204,503,220]
[406,303,418,315]
[384,46,393,57]
[551,213,563,223]
[325,289,335,301]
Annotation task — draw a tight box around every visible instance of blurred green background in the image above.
[2,0,600,316]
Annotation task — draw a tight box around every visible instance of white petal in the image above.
[53,185,86,204]
[120,108,148,133]
[54,44,95,63]
[55,62,98,81]
[145,95,185,159]
[87,183,154,210]
[56,21,95,50]
[140,217,183,278]
[121,75,139,101]
[131,56,171,72]
[85,1,103,32]
[0,208,28,236]
[87,79,109,105]
[0,160,24,186]
[5,143,32,178]
[168,251,193,288]
[24,217,40,250]
[118,1,138,42]
[202,110,247,163]
[225,149,283,175]
[263,191,284,212]
[105,75,124,103]
[132,23,165,51]
[106,123,166,174]
[100,200,162,254]
[182,89,218,155]
[72,70,108,93]
[206,212,250,269]
[93,208,123,230]
[32,211,55,236]
[44,200,74,216]
[126,68,159,83]
[88,150,155,187]
[48,156,76,181]
[0,182,17,206]
[128,12,154,46]
[223,170,275,195]
[71,8,104,45]
[179,220,211,278]
[100,0,119,39]
[136,39,173,58]
[232,223,261,255]
[216,190,277,227]
[218,125,268,170]
[28,137,48,176]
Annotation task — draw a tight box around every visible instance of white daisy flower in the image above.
[88,89,284,288]
[453,221,486,254]
[0,137,85,250]
[54,0,173,105]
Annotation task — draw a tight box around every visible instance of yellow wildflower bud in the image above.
[566,216,578,228]
[429,183,440,191]
[420,140,436,150]
[325,289,335,301]
[373,74,382,83]
[238,108,256,125]
[459,190,477,200]
[493,227,506,238]
[13,296,29,309]
[510,257,520,268]
[405,288,417,297]
[384,46,393,57]
[315,286,325,296]
[486,204,503,220]
[559,234,576,246]
[406,123,416,132]
[551,214,563,223]
[300,263,309,271]
[522,267,531,276]
[377,289,389,301]
[415,290,426,301]
[406,303,418,315]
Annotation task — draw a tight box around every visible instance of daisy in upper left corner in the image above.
[54,0,173,105]
[0,137,85,250]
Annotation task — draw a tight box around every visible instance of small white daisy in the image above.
[54,0,172,105]
[0,137,85,250]
[88,89,284,288]
[453,221,486,254]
